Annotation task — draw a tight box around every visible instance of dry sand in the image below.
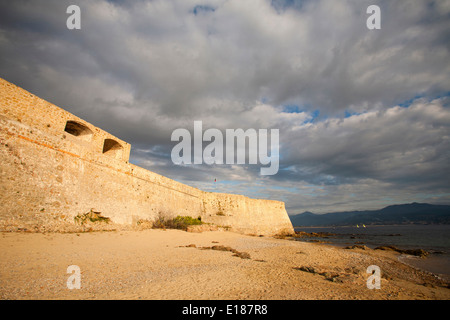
[0,228,449,300]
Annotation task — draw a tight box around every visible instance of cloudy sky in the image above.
[1,0,449,214]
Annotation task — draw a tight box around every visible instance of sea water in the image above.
[294,224,450,281]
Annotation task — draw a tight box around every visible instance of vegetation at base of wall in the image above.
[153,215,202,231]
[74,209,111,225]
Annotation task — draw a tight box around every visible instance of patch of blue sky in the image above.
[270,0,307,13]
[281,104,320,123]
[308,110,320,122]
[260,97,269,104]
[313,174,339,186]
[269,185,298,193]
[282,104,302,113]
[279,165,301,173]
[213,180,241,186]
[433,91,450,105]
[246,185,269,195]
[397,91,450,108]
[344,110,363,118]
[343,92,450,119]
[192,5,216,15]
[397,94,426,108]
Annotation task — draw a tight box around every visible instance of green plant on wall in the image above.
[74,209,111,225]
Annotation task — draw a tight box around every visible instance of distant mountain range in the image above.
[289,203,450,227]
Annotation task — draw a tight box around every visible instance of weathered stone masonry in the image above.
[0,78,294,236]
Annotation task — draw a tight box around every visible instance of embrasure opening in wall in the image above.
[103,138,123,159]
[64,120,93,141]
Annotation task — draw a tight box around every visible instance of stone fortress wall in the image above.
[0,78,294,236]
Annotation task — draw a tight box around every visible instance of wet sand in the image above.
[0,229,449,300]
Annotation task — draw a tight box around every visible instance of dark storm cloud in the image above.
[1,0,449,212]
[279,99,450,186]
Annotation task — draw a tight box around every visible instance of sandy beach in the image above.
[0,228,449,300]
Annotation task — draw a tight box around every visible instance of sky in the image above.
[1,0,449,214]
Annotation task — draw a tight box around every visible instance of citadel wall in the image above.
[0,78,294,236]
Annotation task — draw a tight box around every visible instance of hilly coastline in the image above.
[289,203,450,227]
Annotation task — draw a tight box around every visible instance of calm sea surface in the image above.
[294,224,450,281]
